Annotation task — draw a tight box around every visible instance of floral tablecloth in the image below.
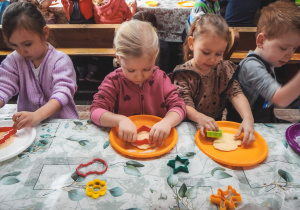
[0,114,300,209]
[137,0,192,42]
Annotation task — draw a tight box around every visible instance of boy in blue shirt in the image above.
[227,1,300,123]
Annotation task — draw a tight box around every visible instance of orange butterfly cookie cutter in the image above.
[210,185,242,210]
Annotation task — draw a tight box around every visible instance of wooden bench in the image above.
[0,24,120,57]
[229,27,300,63]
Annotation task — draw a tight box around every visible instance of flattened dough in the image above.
[131,130,157,150]
[0,132,15,150]
[213,133,242,151]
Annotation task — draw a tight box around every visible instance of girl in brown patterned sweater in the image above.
[170,14,255,145]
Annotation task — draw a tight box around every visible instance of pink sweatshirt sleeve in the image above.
[162,72,187,121]
[90,71,120,125]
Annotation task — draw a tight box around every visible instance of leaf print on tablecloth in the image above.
[68,189,83,201]
[159,193,167,200]
[185,185,198,199]
[0,171,21,181]
[67,135,83,141]
[74,121,83,126]
[78,140,90,146]
[263,123,274,128]
[64,122,69,128]
[109,187,123,197]
[178,183,187,198]
[211,167,232,179]
[73,121,88,130]
[18,139,49,158]
[36,139,48,147]
[278,169,294,182]
[124,165,142,177]
[40,134,51,138]
[0,176,20,185]
[185,152,196,158]
[150,188,156,193]
[103,140,110,149]
[71,172,85,182]
[126,160,144,167]
[167,173,178,188]
[282,139,289,148]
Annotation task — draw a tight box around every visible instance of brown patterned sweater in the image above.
[169,60,243,120]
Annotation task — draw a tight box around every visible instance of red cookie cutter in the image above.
[134,125,151,145]
[76,158,108,177]
[0,127,17,145]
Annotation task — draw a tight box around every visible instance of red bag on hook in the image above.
[93,0,133,24]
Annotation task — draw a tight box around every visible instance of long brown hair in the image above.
[183,13,230,62]
[2,2,46,45]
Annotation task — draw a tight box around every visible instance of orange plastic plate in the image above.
[177,1,195,7]
[195,121,268,167]
[109,115,178,158]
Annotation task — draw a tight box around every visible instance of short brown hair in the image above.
[132,11,157,29]
[256,0,300,39]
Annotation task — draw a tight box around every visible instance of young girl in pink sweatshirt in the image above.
[90,20,186,145]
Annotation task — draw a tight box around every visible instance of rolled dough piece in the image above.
[213,133,242,151]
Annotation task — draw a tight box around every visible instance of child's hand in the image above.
[234,119,255,145]
[12,111,42,130]
[149,121,172,145]
[130,0,137,14]
[197,115,219,136]
[118,117,137,142]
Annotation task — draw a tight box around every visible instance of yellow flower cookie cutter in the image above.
[86,179,106,199]
[210,185,242,210]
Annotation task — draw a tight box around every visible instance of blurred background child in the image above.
[90,20,186,145]
[170,14,255,145]
[183,0,220,42]
[0,2,78,129]
[221,0,261,27]
[227,0,300,123]
[0,0,10,24]
[61,0,94,24]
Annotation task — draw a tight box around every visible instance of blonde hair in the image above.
[183,14,231,62]
[256,0,300,39]
[114,19,159,59]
